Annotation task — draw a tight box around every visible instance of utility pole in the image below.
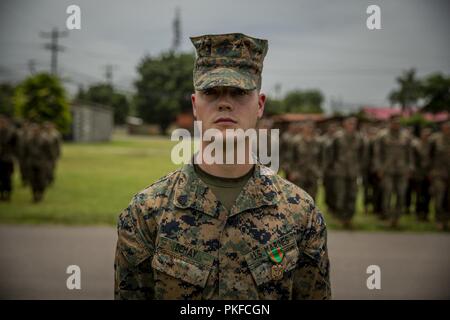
[28,59,36,75]
[172,7,181,52]
[103,64,117,86]
[40,27,68,76]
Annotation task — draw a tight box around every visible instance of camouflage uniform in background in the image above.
[16,121,31,186]
[43,122,62,186]
[429,126,450,229]
[290,129,322,200]
[411,131,431,221]
[280,128,294,180]
[362,126,382,216]
[0,116,17,201]
[24,124,52,202]
[115,33,331,300]
[373,127,414,226]
[321,124,338,214]
[330,129,365,225]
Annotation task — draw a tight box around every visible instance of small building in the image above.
[70,102,113,142]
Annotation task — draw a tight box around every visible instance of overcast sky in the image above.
[1,0,449,113]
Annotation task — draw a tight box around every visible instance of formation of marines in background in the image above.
[280,115,450,231]
[0,115,61,202]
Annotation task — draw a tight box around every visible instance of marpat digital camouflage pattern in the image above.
[191,33,268,91]
[114,162,331,300]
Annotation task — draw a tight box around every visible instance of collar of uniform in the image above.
[173,162,280,218]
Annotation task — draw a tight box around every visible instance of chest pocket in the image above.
[151,236,215,288]
[244,232,300,286]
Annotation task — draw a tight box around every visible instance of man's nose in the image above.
[217,95,233,112]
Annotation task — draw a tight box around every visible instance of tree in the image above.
[76,83,130,124]
[283,89,323,113]
[0,83,15,117]
[264,96,285,116]
[421,73,450,113]
[134,51,194,134]
[388,68,422,112]
[14,73,71,133]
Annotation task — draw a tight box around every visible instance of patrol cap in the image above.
[190,33,268,91]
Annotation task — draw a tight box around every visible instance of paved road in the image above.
[0,225,449,299]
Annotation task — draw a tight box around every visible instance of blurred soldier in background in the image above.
[429,121,450,231]
[24,123,52,202]
[43,121,62,186]
[330,117,364,228]
[411,127,432,221]
[373,115,414,228]
[361,124,379,215]
[321,122,338,215]
[16,120,31,187]
[0,115,17,201]
[291,120,322,200]
[280,123,295,181]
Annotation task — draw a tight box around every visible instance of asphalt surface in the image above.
[0,225,449,299]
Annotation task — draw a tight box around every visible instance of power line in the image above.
[40,27,68,75]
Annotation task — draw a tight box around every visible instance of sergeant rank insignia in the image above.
[267,247,285,280]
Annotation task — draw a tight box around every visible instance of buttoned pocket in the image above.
[151,237,215,288]
[244,232,300,286]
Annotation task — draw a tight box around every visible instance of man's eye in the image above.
[203,89,216,96]
[233,89,248,96]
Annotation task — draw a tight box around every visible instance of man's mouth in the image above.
[214,117,237,124]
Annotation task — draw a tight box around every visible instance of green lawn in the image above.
[0,132,441,231]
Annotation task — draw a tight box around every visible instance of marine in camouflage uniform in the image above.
[23,123,52,202]
[321,122,338,214]
[429,121,450,231]
[290,121,322,200]
[43,121,62,186]
[411,127,432,221]
[280,125,294,180]
[329,117,364,228]
[16,120,31,187]
[0,115,17,201]
[114,33,331,300]
[373,115,414,228]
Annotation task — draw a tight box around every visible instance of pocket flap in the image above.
[151,237,215,288]
[244,232,299,286]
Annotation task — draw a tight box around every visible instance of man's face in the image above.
[390,117,401,131]
[191,86,265,134]
[343,118,357,134]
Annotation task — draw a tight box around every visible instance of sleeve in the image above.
[114,196,155,300]
[293,204,331,300]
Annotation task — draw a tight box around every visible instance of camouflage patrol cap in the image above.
[190,33,268,91]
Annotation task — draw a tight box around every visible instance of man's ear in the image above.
[191,93,197,119]
[257,92,266,119]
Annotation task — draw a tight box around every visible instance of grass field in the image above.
[0,132,442,232]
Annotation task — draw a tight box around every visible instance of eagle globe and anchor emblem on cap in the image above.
[266,246,285,281]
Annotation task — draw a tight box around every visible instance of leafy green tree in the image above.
[134,52,194,134]
[0,83,15,117]
[388,68,422,112]
[14,73,71,133]
[283,89,323,113]
[76,83,130,124]
[421,73,450,113]
[264,96,285,116]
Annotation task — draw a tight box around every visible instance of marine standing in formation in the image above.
[329,117,364,228]
[0,115,17,201]
[429,121,450,231]
[290,121,322,200]
[115,33,331,300]
[0,116,62,203]
[373,115,414,228]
